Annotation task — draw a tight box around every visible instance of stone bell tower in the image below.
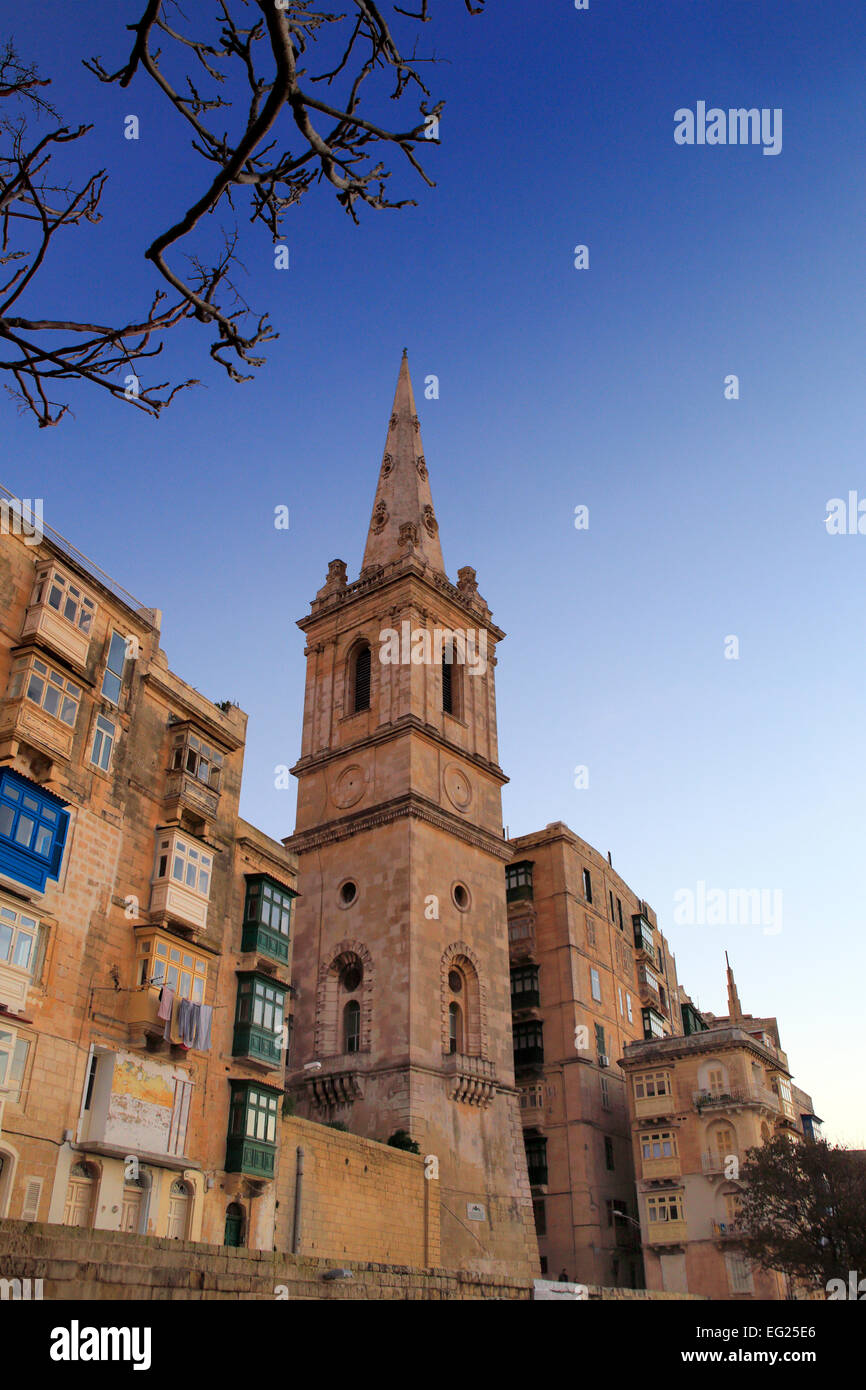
[285,353,538,1277]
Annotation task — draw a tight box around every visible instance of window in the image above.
[352,645,371,713]
[448,1001,463,1054]
[604,1137,615,1171]
[641,1130,677,1161]
[344,1000,361,1053]
[513,1021,544,1064]
[707,1067,725,1094]
[524,1135,548,1186]
[633,913,655,959]
[153,834,212,897]
[600,1074,611,1110]
[585,914,596,948]
[726,1252,754,1294]
[594,1022,606,1055]
[505,861,534,902]
[227,1083,279,1152]
[609,890,615,919]
[647,1192,684,1224]
[0,902,39,973]
[642,1007,665,1040]
[90,714,116,773]
[236,976,285,1033]
[9,654,80,727]
[4,1036,30,1104]
[590,967,601,1002]
[607,1197,628,1228]
[520,1083,544,1110]
[617,985,624,1016]
[634,1070,672,1100]
[532,1199,547,1236]
[617,898,623,931]
[170,729,224,789]
[101,632,128,704]
[136,933,208,1003]
[242,875,295,962]
[234,975,287,1066]
[0,1028,15,1090]
[442,647,453,714]
[626,993,633,1024]
[0,769,69,891]
[582,868,592,902]
[510,964,539,1006]
[30,567,96,635]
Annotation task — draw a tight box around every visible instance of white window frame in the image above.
[0,901,40,975]
[8,654,81,728]
[90,713,116,773]
[101,631,128,705]
[153,831,213,899]
[30,565,97,635]
[590,966,601,1002]
[626,992,633,1023]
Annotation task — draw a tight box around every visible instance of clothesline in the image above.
[156,987,213,1050]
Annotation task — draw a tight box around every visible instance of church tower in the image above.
[285,354,539,1277]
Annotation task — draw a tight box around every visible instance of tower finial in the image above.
[360,354,445,575]
[725,952,743,1024]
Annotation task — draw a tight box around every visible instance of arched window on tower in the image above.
[448,1001,463,1054]
[352,645,371,713]
[442,644,454,715]
[344,1000,361,1053]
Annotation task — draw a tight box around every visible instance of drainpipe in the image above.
[291,1146,304,1254]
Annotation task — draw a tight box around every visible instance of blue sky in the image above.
[5,1,866,1143]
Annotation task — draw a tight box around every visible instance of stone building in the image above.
[284,354,539,1279]
[619,957,816,1299]
[505,822,682,1286]
[0,499,297,1251]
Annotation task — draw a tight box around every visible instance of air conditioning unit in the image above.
[597,1054,610,1068]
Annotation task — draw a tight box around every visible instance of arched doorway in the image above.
[224,1202,244,1248]
[63,1161,97,1228]
[166,1178,191,1239]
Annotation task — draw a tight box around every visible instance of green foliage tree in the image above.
[734,1136,866,1287]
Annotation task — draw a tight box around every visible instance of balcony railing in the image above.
[702,1149,739,1175]
[711,1220,743,1239]
[693,1086,778,1113]
[163,767,220,821]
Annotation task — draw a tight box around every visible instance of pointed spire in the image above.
[361,353,445,575]
[725,951,743,1024]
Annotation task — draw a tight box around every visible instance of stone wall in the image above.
[0,1220,703,1300]
[274,1115,440,1267]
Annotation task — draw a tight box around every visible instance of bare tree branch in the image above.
[1,2,484,424]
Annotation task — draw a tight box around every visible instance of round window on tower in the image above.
[338,879,358,908]
[448,970,463,993]
[452,882,471,912]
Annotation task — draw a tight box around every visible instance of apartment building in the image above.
[506,822,682,1286]
[619,959,817,1299]
[0,501,296,1250]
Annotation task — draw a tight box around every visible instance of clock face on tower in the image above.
[332,763,367,808]
[443,762,473,812]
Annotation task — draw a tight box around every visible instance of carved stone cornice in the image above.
[285,789,512,862]
[290,714,508,786]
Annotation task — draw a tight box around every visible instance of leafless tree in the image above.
[0,2,484,426]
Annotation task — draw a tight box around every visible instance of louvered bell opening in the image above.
[354,646,371,712]
[442,646,453,714]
